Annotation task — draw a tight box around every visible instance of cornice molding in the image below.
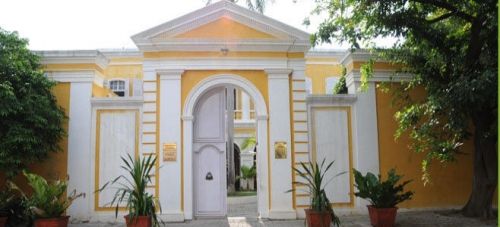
[91,97,144,108]
[37,50,109,69]
[45,71,96,83]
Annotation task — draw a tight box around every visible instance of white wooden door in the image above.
[193,87,227,217]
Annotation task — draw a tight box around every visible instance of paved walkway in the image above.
[70,196,497,226]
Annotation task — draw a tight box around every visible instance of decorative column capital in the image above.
[157,69,184,80]
[265,69,292,79]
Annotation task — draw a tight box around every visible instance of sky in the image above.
[0,0,393,51]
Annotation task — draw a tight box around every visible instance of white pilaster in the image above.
[256,115,269,218]
[66,77,93,220]
[346,73,380,209]
[265,69,296,219]
[158,69,184,222]
[182,116,194,220]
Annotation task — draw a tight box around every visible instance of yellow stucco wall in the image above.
[181,70,269,110]
[305,63,343,94]
[92,83,115,97]
[174,18,276,39]
[375,83,475,208]
[43,63,104,74]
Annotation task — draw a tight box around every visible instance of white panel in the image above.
[194,89,225,141]
[296,196,310,206]
[304,77,312,94]
[133,79,143,97]
[143,113,156,122]
[293,112,307,121]
[98,111,136,207]
[293,102,306,111]
[142,144,155,153]
[294,122,307,131]
[144,102,156,112]
[143,82,157,92]
[313,108,351,203]
[293,92,306,101]
[144,92,157,102]
[143,134,156,143]
[294,143,308,152]
[292,81,305,90]
[143,123,156,133]
[294,132,308,142]
[143,71,156,81]
[295,154,309,163]
[325,77,339,95]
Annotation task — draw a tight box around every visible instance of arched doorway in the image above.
[183,75,268,219]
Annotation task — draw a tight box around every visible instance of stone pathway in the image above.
[70,195,497,226]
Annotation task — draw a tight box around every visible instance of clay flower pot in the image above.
[305,209,332,227]
[0,216,7,227]
[33,216,69,227]
[367,205,398,227]
[125,215,152,227]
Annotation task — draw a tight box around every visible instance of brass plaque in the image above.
[163,143,177,162]
[274,141,287,159]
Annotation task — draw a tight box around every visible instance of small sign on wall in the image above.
[274,141,287,159]
[163,143,177,162]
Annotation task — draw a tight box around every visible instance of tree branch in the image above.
[426,12,454,23]
[411,0,476,22]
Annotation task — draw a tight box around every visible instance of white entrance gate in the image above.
[193,87,227,217]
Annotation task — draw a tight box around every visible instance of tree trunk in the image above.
[462,114,497,218]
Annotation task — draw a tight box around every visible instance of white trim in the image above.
[46,71,96,83]
[182,74,269,219]
[131,0,310,52]
[37,50,109,69]
[90,97,144,108]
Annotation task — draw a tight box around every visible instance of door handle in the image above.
[205,172,213,181]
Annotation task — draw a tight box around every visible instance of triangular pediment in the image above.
[131,0,310,52]
[172,18,277,40]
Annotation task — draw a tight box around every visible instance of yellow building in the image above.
[30,0,476,223]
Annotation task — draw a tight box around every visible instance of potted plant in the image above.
[238,165,256,190]
[10,171,84,227]
[0,188,14,227]
[353,168,414,227]
[98,154,162,227]
[289,159,342,227]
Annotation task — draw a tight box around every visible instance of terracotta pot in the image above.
[367,205,398,227]
[33,216,69,227]
[124,215,152,227]
[305,209,332,227]
[0,216,7,227]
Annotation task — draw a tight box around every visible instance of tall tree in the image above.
[206,0,269,13]
[0,28,66,178]
[311,0,497,218]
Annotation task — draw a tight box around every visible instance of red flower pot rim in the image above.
[35,216,70,220]
[367,205,399,210]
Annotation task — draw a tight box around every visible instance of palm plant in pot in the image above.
[98,154,162,227]
[289,159,342,227]
[353,168,414,227]
[10,171,84,227]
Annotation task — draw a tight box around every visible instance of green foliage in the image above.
[311,0,497,184]
[0,28,66,178]
[238,165,256,190]
[333,67,348,94]
[353,169,413,208]
[10,171,84,219]
[290,159,342,227]
[98,154,162,226]
[241,136,256,151]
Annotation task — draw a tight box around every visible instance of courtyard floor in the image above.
[70,195,497,227]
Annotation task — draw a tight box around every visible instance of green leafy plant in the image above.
[353,168,413,208]
[333,67,348,94]
[238,165,256,190]
[10,171,84,219]
[98,154,162,226]
[241,136,256,151]
[289,159,343,227]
